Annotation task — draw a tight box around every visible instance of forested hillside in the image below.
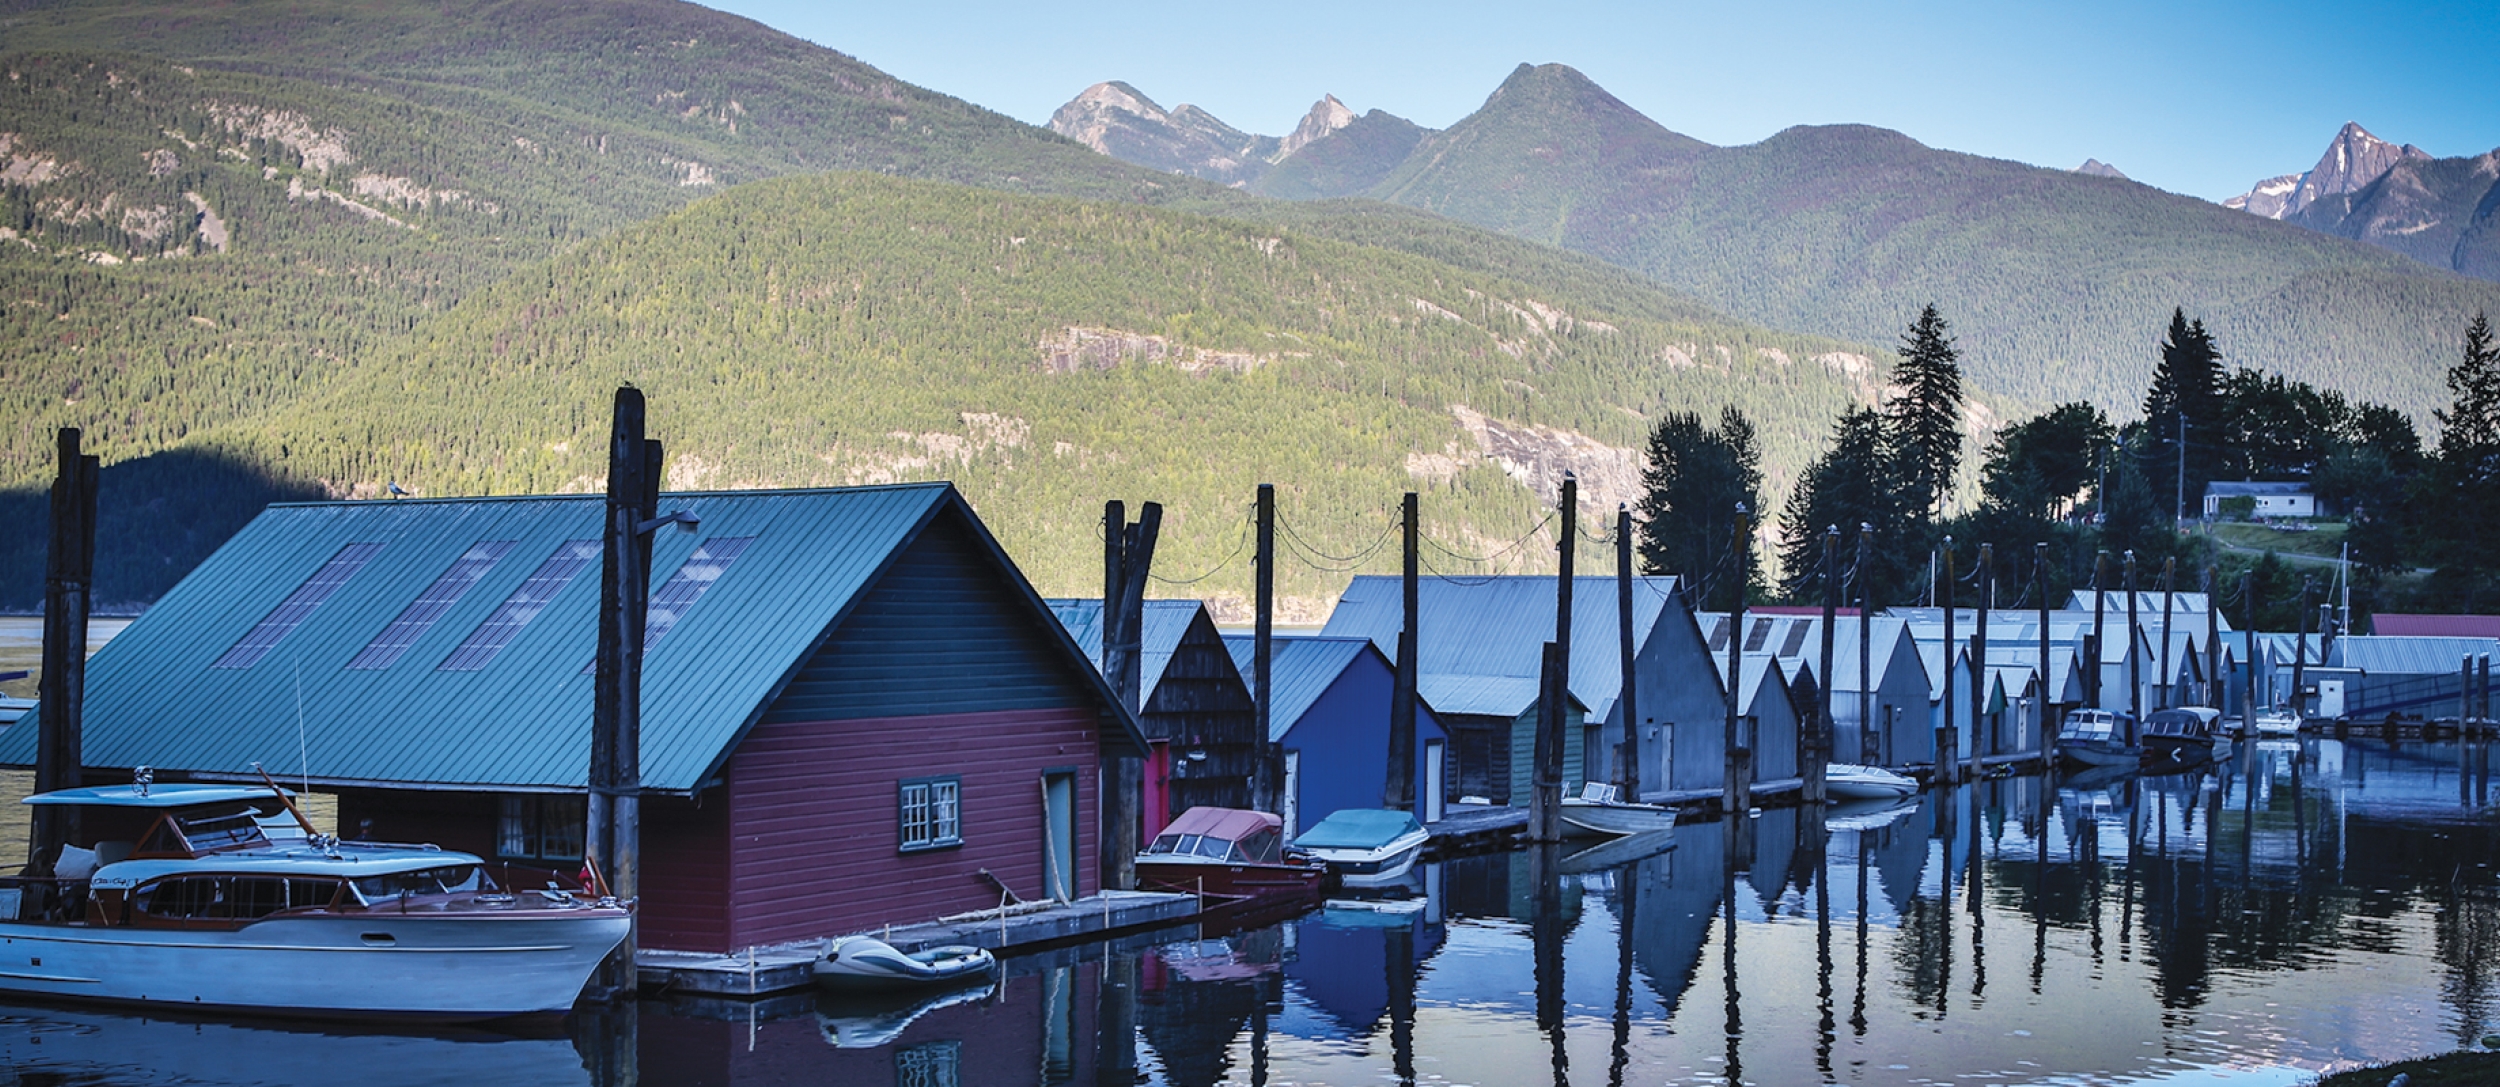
[200,173,1882,612]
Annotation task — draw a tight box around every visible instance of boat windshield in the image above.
[137,806,271,857]
[349,865,490,905]
[2060,713,2121,743]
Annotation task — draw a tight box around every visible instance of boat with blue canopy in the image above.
[1292,809,1429,887]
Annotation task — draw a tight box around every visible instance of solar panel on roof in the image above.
[211,542,384,670]
[346,540,516,671]
[438,539,599,672]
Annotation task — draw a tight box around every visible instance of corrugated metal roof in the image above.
[0,484,1132,792]
[1222,635,1375,741]
[1048,598,1207,698]
[1412,673,1580,718]
[1318,575,1678,725]
[2204,481,2311,497]
[2333,636,2500,675]
[2062,593,2235,629]
[2373,614,2500,638]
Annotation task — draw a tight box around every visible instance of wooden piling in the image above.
[1531,641,1566,842]
[1938,538,1958,786]
[2090,551,2108,709]
[1970,543,1990,777]
[2124,551,2140,740]
[1809,526,1837,805]
[1385,493,1419,811]
[1617,505,1640,800]
[2037,543,2055,763]
[1724,504,1750,813]
[591,387,661,1000]
[1857,524,1873,763]
[1252,484,1276,814]
[1555,473,1576,790]
[30,428,98,881]
[2240,571,2258,731]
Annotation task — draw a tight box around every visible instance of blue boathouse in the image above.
[1221,633,1451,831]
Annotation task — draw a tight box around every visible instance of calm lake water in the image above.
[1,736,2495,1086]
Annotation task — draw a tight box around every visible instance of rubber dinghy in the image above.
[811,936,996,992]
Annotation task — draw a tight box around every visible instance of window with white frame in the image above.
[898,776,962,853]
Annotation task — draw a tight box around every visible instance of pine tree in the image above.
[1636,406,1762,611]
[2143,308,2225,510]
[1777,407,1886,601]
[1886,305,1964,522]
[2420,312,2500,604]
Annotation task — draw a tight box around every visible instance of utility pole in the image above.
[592,386,664,1001]
[29,428,98,882]
[1387,493,1419,812]
[1810,525,1838,804]
[1617,505,1640,800]
[1938,538,1959,785]
[1724,503,1751,815]
[1253,483,1276,814]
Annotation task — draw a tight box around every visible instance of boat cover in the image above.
[1295,809,1423,850]
[1162,806,1281,843]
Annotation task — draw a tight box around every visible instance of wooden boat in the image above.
[2056,709,2141,768]
[1293,809,1429,888]
[2143,707,2227,763]
[0,782,627,1020]
[1559,783,1683,837]
[811,935,996,992]
[1823,763,1918,801]
[1136,807,1327,904]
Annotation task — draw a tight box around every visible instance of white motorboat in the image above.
[0,781,628,1020]
[1559,783,1683,837]
[812,935,997,992]
[2253,709,2301,736]
[1823,763,1918,801]
[1293,809,1430,888]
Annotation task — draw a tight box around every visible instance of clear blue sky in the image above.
[708,0,2499,203]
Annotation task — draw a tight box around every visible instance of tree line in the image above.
[1638,301,2499,624]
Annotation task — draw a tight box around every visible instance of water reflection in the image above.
[2,737,2498,1085]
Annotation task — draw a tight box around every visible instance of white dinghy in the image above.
[812,935,997,992]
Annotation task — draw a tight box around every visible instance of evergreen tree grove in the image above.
[1636,406,1762,612]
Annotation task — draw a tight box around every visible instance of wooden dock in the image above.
[1423,803,1526,858]
[638,889,1197,998]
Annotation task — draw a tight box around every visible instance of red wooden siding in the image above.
[724,706,1100,948]
[639,793,730,951]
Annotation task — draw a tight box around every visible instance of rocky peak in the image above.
[1278,94,1355,159]
[1048,81,1279,186]
[2224,121,2432,219]
[2074,158,2128,180]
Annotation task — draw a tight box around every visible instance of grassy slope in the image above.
[213,172,1876,608]
[1357,63,2500,422]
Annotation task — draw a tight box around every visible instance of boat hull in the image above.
[0,910,628,1019]
[1558,799,1682,837]
[1301,829,1430,889]
[2060,741,2142,768]
[1823,765,1917,801]
[1135,857,1327,903]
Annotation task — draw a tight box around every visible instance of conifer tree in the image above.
[2421,312,2500,602]
[1636,406,1762,611]
[1886,305,1965,522]
[1776,406,1913,604]
[2143,308,2225,512]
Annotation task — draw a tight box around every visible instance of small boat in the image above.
[1136,807,1327,905]
[0,781,627,1019]
[812,935,996,992]
[2056,709,2141,768]
[2253,708,2302,736]
[1293,809,1429,888]
[1824,763,1917,801]
[2143,707,2227,763]
[1558,783,1683,837]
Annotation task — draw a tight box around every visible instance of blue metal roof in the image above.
[1221,634,1374,741]
[1318,575,1677,724]
[1047,598,1207,699]
[2332,636,2500,675]
[0,484,1134,792]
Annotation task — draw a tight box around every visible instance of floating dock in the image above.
[638,889,1197,998]
[1423,803,1526,857]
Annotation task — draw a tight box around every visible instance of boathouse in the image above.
[1220,634,1451,831]
[1049,598,1258,833]
[1319,575,1726,804]
[0,484,1144,955]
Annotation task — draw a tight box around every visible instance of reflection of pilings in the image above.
[1721,829,1743,1086]
[1529,843,1571,1087]
[1389,921,1418,1087]
[2032,775,2049,996]
[1096,952,1138,1086]
[2122,780,2141,958]
[1250,967,1271,1087]
[1852,828,1871,1038]
[575,996,639,1087]
[1609,870,1638,1087]
[1814,806,1836,1080]
[1969,782,1987,1000]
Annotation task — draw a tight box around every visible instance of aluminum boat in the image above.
[1558,783,1683,837]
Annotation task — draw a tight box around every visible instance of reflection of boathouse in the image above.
[0,485,1145,954]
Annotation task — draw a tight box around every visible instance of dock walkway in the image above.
[639,889,1196,998]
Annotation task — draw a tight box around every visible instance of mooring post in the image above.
[1555,473,1577,792]
[592,386,660,1001]
[1617,505,1641,800]
[2204,563,2220,710]
[1809,525,1838,804]
[1098,499,1157,891]
[1253,483,1276,814]
[2037,543,2055,763]
[1971,543,1991,777]
[1386,493,1420,812]
[2160,557,2176,711]
[2241,571,2258,732]
[1938,538,1958,786]
[2124,551,2140,742]
[1531,641,1567,842]
[1724,504,1750,814]
[2291,578,2313,724]
[29,427,98,884]
[1857,524,1873,764]
[2091,551,2109,709]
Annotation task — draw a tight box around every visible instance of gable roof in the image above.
[1319,574,1680,724]
[1048,598,1217,700]
[0,484,1139,792]
[2374,614,2500,638]
[2204,481,2312,497]
[1221,634,1381,741]
[2332,635,2500,675]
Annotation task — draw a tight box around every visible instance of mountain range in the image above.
[2224,122,2500,282]
[1053,66,2500,417]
